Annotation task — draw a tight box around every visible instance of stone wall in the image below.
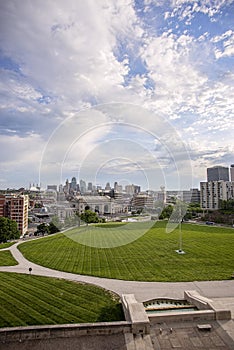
[0,293,152,350]
[0,322,131,350]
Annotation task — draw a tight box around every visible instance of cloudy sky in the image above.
[0,0,234,191]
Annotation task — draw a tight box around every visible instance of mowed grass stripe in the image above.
[0,296,28,327]
[3,272,110,313]
[0,286,55,325]
[104,247,118,278]
[91,249,100,276]
[18,222,234,282]
[0,250,18,266]
[108,248,126,280]
[110,246,136,280]
[1,276,97,322]
[0,278,79,324]
[0,279,57,323]
[0,272,123,327]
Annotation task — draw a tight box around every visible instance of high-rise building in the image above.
[182,189,200,203]
[125,184,141,195]
[0,194,29,235]
[57,184,66,201]
[79,179,86,194]
[230,164,234,182]
[207,166,229,182]
[200,181,234,210]
[63,179,70,194]
[105,182,111,191]
[114,182,123,193]
[157,186,166,204]
[87,182,93,191]
[70,177,77,191]
[125,184,135,195]
[134,185,141,194]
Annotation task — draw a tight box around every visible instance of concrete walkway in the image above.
[0,241,234,303]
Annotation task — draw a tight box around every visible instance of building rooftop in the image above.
[75,195,112,202]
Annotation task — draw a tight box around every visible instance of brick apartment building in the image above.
[0,194,29,235]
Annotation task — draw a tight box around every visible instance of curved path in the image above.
[0,241,234,302]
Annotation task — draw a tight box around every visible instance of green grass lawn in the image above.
[18,221,234,282]
[0,272,124,328]
[0,242,16,250]
[0,251,18,266]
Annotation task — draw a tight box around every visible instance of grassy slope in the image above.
[0,272,124,328]
[0,251,18,266]
[0,242,16,250]
[18,222,234,282]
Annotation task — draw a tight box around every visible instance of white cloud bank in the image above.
[0,0,233,189]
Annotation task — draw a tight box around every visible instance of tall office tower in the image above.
[125,184,135,195]
[207,166,229,182]
[87,182,93,191]
[231,164,234,182]
[134,185,141,194]
[105,182,111,191]
[0,194,29,235]
[70,177,77,191]
[114,182,123,193]
[57,184,66,201]
[63,179,70,194]
[79,179,86,194]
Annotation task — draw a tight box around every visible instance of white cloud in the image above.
[0,0,144,110]
[0,0,233,188]
[212,30,234,58]
[170,0,234,20]
[0,133,45,188]
[140,31,208,117]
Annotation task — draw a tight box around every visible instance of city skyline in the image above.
[10,162,234,192]
[0,1,234,190]
[52,163,234,191]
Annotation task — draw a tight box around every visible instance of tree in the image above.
[48,222,60,234]
[159,205,173,219]
[35,223,49,236]
[0,217,20,243]
[220,199,234,212]
[80,210,99,224]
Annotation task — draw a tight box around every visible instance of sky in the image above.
[0,0,234,191]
